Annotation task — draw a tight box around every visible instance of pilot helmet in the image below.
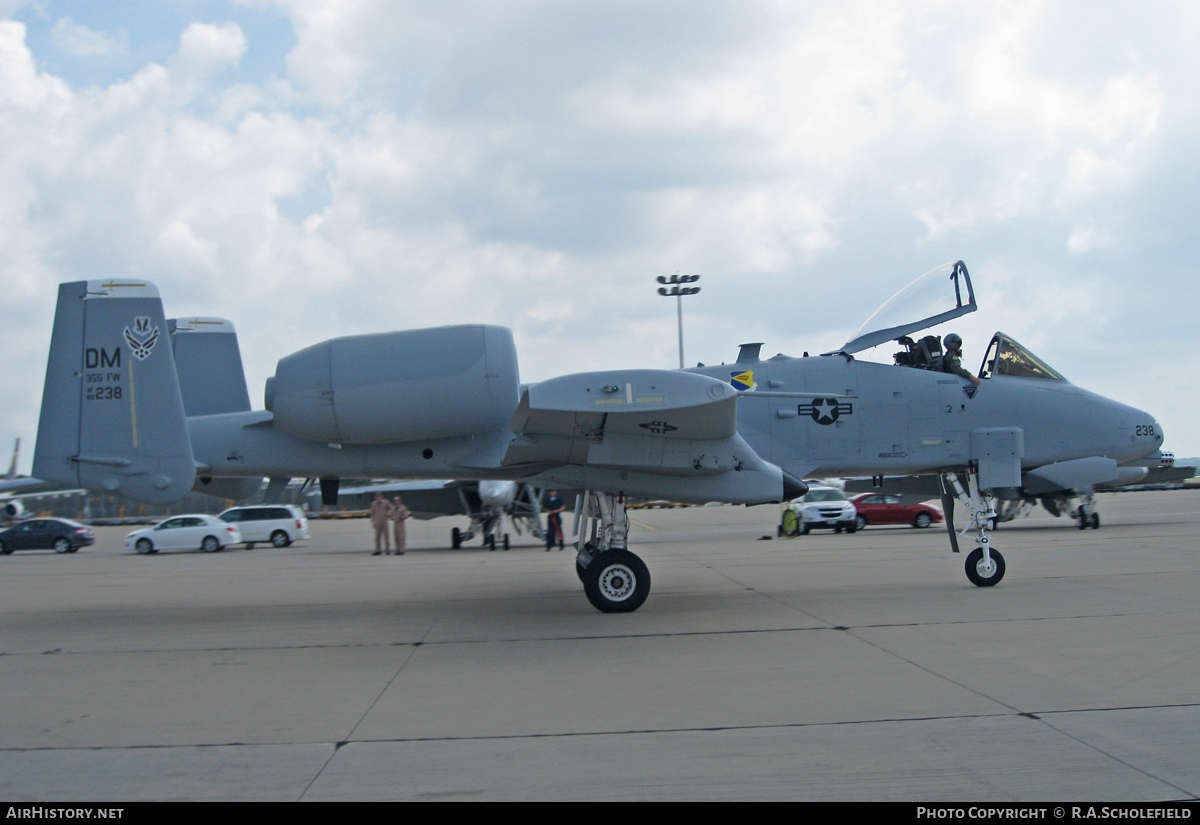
[943,333,963,351]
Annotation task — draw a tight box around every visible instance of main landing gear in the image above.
[450,519,510,550]
[574,491,650,613]
[942,471,1006,587]
[1071,494,1101,530]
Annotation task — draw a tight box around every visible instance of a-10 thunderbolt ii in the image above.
[31,262,1165,612]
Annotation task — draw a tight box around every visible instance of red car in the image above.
[849,494,943,530]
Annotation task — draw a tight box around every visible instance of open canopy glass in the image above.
[836,260,976,355]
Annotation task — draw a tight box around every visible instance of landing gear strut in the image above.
[574,491,650,613]
[943,471,1006,587]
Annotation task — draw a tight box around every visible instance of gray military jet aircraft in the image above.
[30,263,1164,611]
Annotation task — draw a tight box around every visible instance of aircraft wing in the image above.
[500,368,800,504]
[510,369,737,443]
[1137,465,1198,485]
[0,477,51,494]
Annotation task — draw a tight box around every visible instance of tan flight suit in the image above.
[369,497,395,554]
[391,498,411,555]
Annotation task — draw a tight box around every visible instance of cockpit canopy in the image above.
[832,260,1068,382]
[891,331,1067,381]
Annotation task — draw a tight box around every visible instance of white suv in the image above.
[218,505,310,548]
[779,487,858,536]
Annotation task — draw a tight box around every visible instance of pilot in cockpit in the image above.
[938,333,981,387]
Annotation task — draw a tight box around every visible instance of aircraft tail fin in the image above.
[32,280,195,504]
[4,438,17,480]
[168,317,252,416]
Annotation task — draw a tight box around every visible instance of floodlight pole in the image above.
[657,274,700,369]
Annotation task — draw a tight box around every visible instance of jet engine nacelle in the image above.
[265,325,520,444]
[2,500,27,520]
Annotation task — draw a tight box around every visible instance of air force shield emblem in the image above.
[124,316,160,361]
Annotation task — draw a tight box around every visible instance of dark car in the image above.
[849,494,943,530]
[0,518,95,555]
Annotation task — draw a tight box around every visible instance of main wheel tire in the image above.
[914,512,933,529]
[583,549,650,613]
[965,546,1005,587]
[1090,513,1100,529]
[576,556,588,584]
[245,542,255,550]
[801,523,811,535]
[1077,516,1087,530]
[503,534,510,551]
[844,520,857,534]
[486,534,496,551]
[451,527,462,549]
[855,515,867,531]
[780,509,800,538]
[136,538,154,555]
[202,536,222,553]
[834,524,843,534]
[0,539,10,555]
[270,530,290,548]
[53,537,71,554]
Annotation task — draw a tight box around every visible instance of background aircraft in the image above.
[845,451,1195,529]
[29,263,1165,611]
[336,478,546,550]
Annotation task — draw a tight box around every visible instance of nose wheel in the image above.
[965,545,1005,586]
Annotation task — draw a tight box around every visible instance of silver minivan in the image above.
[217,505,310,548]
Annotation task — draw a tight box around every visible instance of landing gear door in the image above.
[834,261,977,356]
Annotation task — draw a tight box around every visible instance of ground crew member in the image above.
[369,492,395,555]
[941,333,981,386]
[391,496,411,555]
[544,490,566,551]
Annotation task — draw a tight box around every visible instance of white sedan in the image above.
[125,515,243,555]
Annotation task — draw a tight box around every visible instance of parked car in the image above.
[849,494,943,530]
[779,487,858,536]
[0,518,94,555]
[125,515,242,554]
[216,505,309,548]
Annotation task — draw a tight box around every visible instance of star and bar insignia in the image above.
[798,397,853,425]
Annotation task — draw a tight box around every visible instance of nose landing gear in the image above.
[943,471,1006,587]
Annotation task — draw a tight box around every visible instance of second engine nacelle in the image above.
[2,500,27,520]
[265,325,520,444]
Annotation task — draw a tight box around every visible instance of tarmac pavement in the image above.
[0,490,1197,800]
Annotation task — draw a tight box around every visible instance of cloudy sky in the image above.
[2,0,1197,473]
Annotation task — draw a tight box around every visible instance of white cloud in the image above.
[1066,223,1112,254]
[50,17,128,58]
